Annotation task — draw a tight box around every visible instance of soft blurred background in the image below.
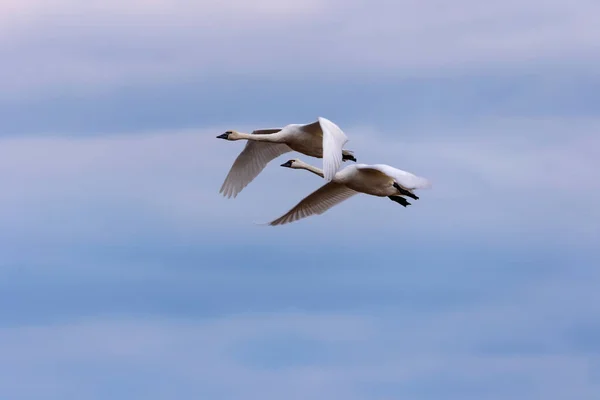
[1,1,599,399]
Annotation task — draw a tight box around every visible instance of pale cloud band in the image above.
[1,0,599,95]
[0,117,597,250]
[2,269,599,400]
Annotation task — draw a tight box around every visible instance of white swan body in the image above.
[217,117,355,198]
[267,159,431,226]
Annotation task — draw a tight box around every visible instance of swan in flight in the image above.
[267,159,431,226]
[217,117,356,198]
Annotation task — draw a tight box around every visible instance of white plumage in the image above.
[217,117,355,198]
[267,159,431,226]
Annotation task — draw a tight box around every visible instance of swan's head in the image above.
[216,130,241,140]
[280,159,302,169]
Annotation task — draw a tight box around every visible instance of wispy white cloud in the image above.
[0,116,597,254]
[1,0,599,96]
[1,266,599,399]
[0,0,326,34]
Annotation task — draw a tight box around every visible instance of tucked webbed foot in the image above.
[342,153,357,162]
[388,195,411,207]
[393,182,419,200]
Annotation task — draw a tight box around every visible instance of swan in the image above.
[266,159,432,226]
[216,117,356,198]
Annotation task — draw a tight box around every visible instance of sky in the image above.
[1,0,599,399]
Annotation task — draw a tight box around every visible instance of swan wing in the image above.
[268,182,357,226]
[318,117,349,182]
[220,141,292,198]
[356,164,432,190]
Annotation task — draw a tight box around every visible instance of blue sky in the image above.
[1,0,599,399]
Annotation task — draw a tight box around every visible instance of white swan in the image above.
[267,159,432,226]
[216,117,356,198]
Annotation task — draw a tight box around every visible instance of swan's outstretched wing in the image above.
[318,117,349,182]
[356,164,432,190]
[268,182,357,226]
[220,140,292,198]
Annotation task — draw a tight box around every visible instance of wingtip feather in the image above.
[252,220,272,227]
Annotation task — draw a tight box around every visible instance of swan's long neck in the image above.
[297,163,324,178]
[233,132,281,142]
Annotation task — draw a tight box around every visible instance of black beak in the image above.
[280,160,293,168]
[342,154,357,162]
[216,132,230,140]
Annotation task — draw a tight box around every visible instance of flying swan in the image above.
[216,117,356,198]
[266,159,432,226]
